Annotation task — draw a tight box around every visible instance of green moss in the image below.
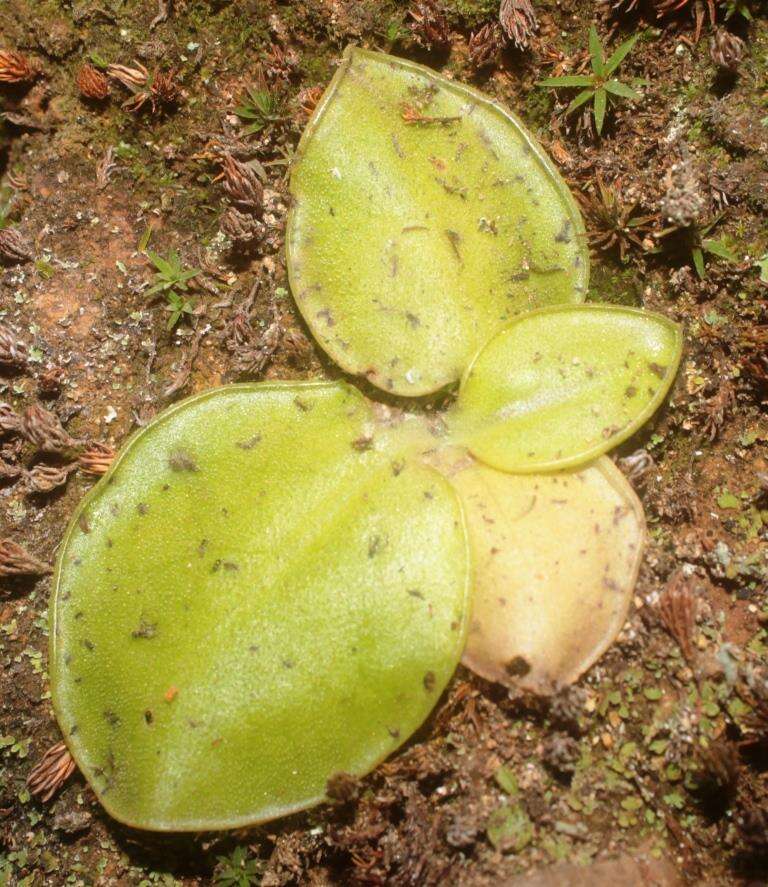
[586,264,643,308]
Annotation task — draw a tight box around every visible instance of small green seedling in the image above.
[538,26,643,135]
[658,216,740,279]
[50,48,684,833]
[144,250,201,330]
[234,85,282,135]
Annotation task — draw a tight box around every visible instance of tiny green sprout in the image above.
[723,0,753,20]
[144,250,201,329]
[658,216,739,279]
[234,86,282,135]
[538,26,644,135]
[214,846,263,887]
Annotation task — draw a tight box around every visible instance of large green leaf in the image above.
[431,451,644,693]
[50,382,469,831]
[287,46,588,396]
[449,306,682,472]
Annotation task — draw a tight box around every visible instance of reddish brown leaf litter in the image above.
[76,63,109,100]
[710,28,745,72]
[468,22,505,68]
[0,49,38,83]
[78,442,115,476]
[27,742,76,802]
[220,154,264,214]
[0,324,28,367]
[658,571,698,665]
[408,0,451,50]
[24,462,76,495]
[0,538,51,577]
[499,0,538,49]
[19,405,80,454]
[0,227,32,264]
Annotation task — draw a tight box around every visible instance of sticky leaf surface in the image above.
[451,306,682,472]
[287,47,587,395]
[51,383,469,831]
[432,452,644,693]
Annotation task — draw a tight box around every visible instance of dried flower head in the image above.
[0,324,28,367]
[0,402,21,435]
[20,404,79,454]
[27,742,76,802]
[221,206,264,246]
[576,175,658,262]
[408,0,450,50]
[25,462,75,495]
[76,63,109,100]
[297,85,323,119]
[38,365,66,398]
[107,61,149,91]
[0,227,33,265]
[220,154,264,214]
[0,49,38,84]
[499,0,538,49]
[150,68,180,107]
[0,538,52,577]
[468,23,505,68]
[659,571,697,664]
[78,441,115,476]
[710,28,745,72]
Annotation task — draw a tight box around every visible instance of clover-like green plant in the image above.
[144,250,201,329]
[538,27,643,135]
[50,48,684,833]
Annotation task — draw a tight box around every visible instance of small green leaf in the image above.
[538,75,595,88]
[717,491,741,510]
[702,238,738,263]
[593,88,607,134]
[603,80,642,100]
[138,226,153,253]
[692,246,706,279]
[487,804,534,853]
[566,88,595,116]
[755,253,768,282]
[450,305,683,473]
[605,33,639,76]
[589,26,605,77]
[494,766,519,795]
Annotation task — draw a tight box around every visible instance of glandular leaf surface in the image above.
[431,451,644,693]
[287,46,587,396]
[51,382,469,831]
[451,306,682,472]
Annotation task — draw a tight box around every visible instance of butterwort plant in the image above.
[49,47,682,832]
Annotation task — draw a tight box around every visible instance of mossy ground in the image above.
[1,0,767,884]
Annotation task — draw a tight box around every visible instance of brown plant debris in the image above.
[27,742,76,802]
[0,402,21,434]
[0,49,38,83]
[0,324,28,367]
[577,176,658,262]
[709,28,745,72]
[0,538,52,577]
[220,154,264,214]
[659,571,697,665]
[150,68,180,107]
[499,0,538,49]
[106,61,149,91]
[408,1,450,50]
[19,404,79,454]
[297,84,323,118]
[25,462,76,495]
[468,23,505,68]
[221,206,264,246]
[654,0,716,43]
[76,63,109,100]
[78,442,115,476]
[0,227,33,264]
